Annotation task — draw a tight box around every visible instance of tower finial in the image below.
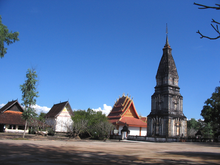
[165,23,170,47]
[166,23,168,35]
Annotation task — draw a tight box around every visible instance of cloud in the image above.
[0,103,50,115]
[32,104,51,114]
[93,104,112,116]
[0,103,5,108]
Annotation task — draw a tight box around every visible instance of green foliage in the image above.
[187,118,214,138]
[38,112,46,122]
[20,68,39,138]
[47,128,55,136]
[0,16,19,58]
[20,68,39,109]
[202,122,214,138]
[22,107,37,121]
[72,108,114,140]
[187,118,201,137]
[187,118,200,130]
[201,86,220,133]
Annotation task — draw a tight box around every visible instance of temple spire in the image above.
[164,24,170,48]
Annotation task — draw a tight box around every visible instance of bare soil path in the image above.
[0,133,219,165]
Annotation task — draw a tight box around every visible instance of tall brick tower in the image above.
[147,33,187,137]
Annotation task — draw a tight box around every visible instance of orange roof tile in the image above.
[140,117,147,123]
[0,111,25,125]
[119,117,147,127]
[108,95,146,127]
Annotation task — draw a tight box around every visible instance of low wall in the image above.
[5,129,28,134]
[187,137,214,142]
[110,135,179,142]
[127,136,178,142]
[111,135,216,142]
[110,135,122,140]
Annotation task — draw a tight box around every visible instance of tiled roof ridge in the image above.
[54,101,68,106]
[109,95,125,114]
[131,100,139,119]
[4,110,23,114]
[110,110,122,114]
[0,100,18,113]
[120,99,132,118]
[114,104,122,108]
[45,101,68,118]
[121,96,131,112]
[45,101,74,118]
[122,96,128,107]
[107,95,134,119]
[54,101,68,117]
[108,116,120,119]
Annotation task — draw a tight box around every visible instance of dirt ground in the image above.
[0,133,220,165]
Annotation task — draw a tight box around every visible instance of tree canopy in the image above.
[0,16,19,58]
[72,108,114,140]
[187,118,214,138]
[201,86,220,134]
[20,68,39,138]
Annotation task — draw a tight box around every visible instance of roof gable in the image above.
[0,100,24,113]
[46,101,74,118]
[108,95,148,127]
[121,103,139,118]
[108,95,139,120]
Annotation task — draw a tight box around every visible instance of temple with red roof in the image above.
[0,100,28,133]
[108,94,147,138]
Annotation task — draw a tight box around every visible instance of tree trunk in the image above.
[23,120,27,138]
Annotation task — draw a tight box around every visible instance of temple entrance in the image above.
[0,124,5,132]
[122,132,127,139]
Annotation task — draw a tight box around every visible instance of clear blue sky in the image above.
[0,0,220,119]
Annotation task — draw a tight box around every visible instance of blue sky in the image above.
[0,0,220,119]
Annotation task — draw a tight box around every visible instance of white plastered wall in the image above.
[55,107,73,132]
[129,127,140,136]
[141,127,147,136]
[4,125,28,133]
[118,126,147,136]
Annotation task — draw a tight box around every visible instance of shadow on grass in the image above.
[165,151,220,160]
[186,142,220,148]
[163,151,220,165]
[0,141,219,165]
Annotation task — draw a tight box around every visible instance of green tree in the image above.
[202,122,214,138]
[72,108,114,140]
[20,68,39,138]
[37,112,47,131]
[194,3,220,40]
[201,86,220,134]
[187,118,200,130]
[187,118,214,138]
[0,16,19,58]
[38,112,46,122]
[187,118,200,137]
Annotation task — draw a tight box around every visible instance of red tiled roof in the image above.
[0,110,25,125]
[108,96,139,119]
[119,117,147,127]
[45,101,74,118]
[108,95,146,127]
[140,117,147,123]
